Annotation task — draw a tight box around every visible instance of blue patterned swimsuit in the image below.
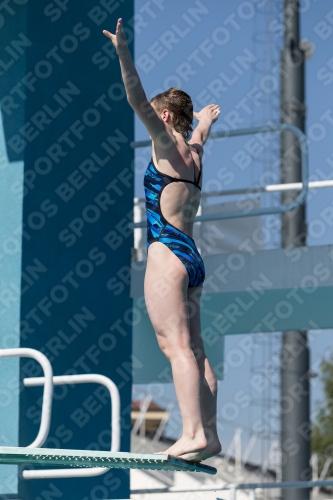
[144,145,205,287]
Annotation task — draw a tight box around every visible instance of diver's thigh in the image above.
[144,242,190,346]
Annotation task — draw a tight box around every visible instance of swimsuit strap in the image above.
[187,143,202,186]
[150,143,202,188]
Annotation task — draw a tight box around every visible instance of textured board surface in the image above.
[0,447,217,475]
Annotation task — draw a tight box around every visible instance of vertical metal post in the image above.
[249,489,256,500]
[235,428,242,477]
[280,2,310,500]
[230,486,237,500]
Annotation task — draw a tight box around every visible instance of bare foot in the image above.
[153,433,207,460]
[179,439,222,462]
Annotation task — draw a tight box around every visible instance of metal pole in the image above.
[280,2,310,500]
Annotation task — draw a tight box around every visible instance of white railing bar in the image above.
[231,486,237,500]
[22,374,121,479]
[130,124,301,149]
[0,348,53,449]
[131,484,229,494]
[222,479,333,490]
[151,401,175,445]
[134,179,333,204]
[241,434,258,465]
[313,457,333,497]
[131,393,153,437]
[131,479,333,494]
[224,427,242,468]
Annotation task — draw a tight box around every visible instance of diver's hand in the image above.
[103,18,129,55]
[194,104,220,123]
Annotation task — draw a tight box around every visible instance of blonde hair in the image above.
[150,87,193,141]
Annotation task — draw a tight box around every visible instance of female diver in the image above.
[103,18,222,462]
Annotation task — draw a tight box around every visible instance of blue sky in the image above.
[132,0,333,466]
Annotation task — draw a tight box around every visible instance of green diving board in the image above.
[0,447,217,475]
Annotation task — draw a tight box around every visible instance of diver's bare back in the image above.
[151,132,203,237]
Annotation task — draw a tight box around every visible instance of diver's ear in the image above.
[161,108,172,123]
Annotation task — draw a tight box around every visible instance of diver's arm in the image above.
[118,51,146,107]
[191,104,220,145]
[103,19,166,141]
[103,19,146,106]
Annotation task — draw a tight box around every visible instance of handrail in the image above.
[22,374,121,479]
[130,123,309,227]
[0,348,121,480]
[134,179,333,203]
[0,348,53,448]
[226,479,333,490]
[132,478,333,496]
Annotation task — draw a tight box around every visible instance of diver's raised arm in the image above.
[191,104,221,146]
[103,19,145,107]
[103,19,167,142]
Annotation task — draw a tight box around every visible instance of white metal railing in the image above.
[131,393,174,445]
[135,179,333,204]
[23,373,121,479]
[311,452,333,497]
[0,348,121,479]
[132,479,333,498]
[0,348,53,449]
[221,480,333,500]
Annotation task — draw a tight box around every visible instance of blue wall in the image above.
[0,1,134,499]
[0,1,28,494]
[0,111,23,496]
